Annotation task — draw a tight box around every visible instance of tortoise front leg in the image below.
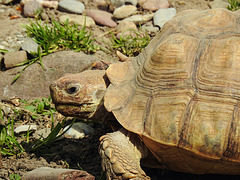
[99,129,150,180]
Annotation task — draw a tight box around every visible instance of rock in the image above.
[91,60,111,70]
[0,51,115,99]
[109,0,125,11]
[63,122,94,139]
[113,5,137,19]
[58,0,85,14]
[153,8,176,28]
[125,0,138,6]
[21,167,95,180]
[0,0,13,4]
[59,14,95,27]
[116,30,143,39]
[21,0,58,9]
[117,20,137,32]
[14,124,37,134]
[38,0,58,9]
[94,0,109,11]
[139,0,170,11]
[21,38,40,54]
[1,105,12,117]
[209,0,230,9]
[33,128,51,139]
[23,0,43,18]
[1,41,9,47]
[83,9,117,27]
[124,13,154,24]
[177,0,186,5]
[141,21,159,35]
[2,50,27,69]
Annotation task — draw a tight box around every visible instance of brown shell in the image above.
[104,9,240,174]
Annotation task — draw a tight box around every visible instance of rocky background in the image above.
[0,0,236,180]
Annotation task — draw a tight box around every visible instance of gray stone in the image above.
[142,22,159,34]
[113,5,137,19]
[58,0,85,14]
[109,0,125,11]
[2,51,27,69]
[63,122,94,139]
[59,14,95,27]
[14,124,37,134]
[21,38,40,54]
[0,51,115,99]
[23,0,43,18]
[153,8,176,28]
[33,128,51,139]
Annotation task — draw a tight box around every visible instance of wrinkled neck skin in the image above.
[88,99,110,121]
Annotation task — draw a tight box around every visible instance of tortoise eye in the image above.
[66,85,79,94]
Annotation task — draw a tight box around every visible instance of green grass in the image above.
[0,97,73,156]
[9,174,21,180]
[110,29,150,57]
[29,117,75,151]
[12,19,99,83]
[24,19,98,54]
[227,0,240,11]
[20,96,56,120]
[0,110,25,157]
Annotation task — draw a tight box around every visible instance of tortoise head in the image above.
[50,70,109,119]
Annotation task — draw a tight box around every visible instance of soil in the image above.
[0,0,238,180]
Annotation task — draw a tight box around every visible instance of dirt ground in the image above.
[1,0,239,180]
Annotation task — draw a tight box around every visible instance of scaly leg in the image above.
[99,129,150,180]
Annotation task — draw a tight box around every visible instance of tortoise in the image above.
[50,8,240,179]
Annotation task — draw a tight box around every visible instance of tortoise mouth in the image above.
[54,103,98,119]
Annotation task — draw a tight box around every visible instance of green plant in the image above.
[0,121,7,167]
[25,19,98,54]
[0,116,25,156]
[13,19,99,83]
[110,29,150,57]
[0,49,8,53]
[227,0,240,11]
[30,118,75,151]
[9,174,21,180]
[20,96,56,119]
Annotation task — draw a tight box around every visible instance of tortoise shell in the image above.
[104,8,240,174]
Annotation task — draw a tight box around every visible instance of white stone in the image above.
[14,124,37,134]
[153,8,176,28]
[63,122,94,139]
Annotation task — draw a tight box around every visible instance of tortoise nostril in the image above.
[67,85,79,94]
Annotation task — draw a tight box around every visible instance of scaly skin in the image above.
[99,129,150,180]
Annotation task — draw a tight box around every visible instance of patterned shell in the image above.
[104,9,240,174]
